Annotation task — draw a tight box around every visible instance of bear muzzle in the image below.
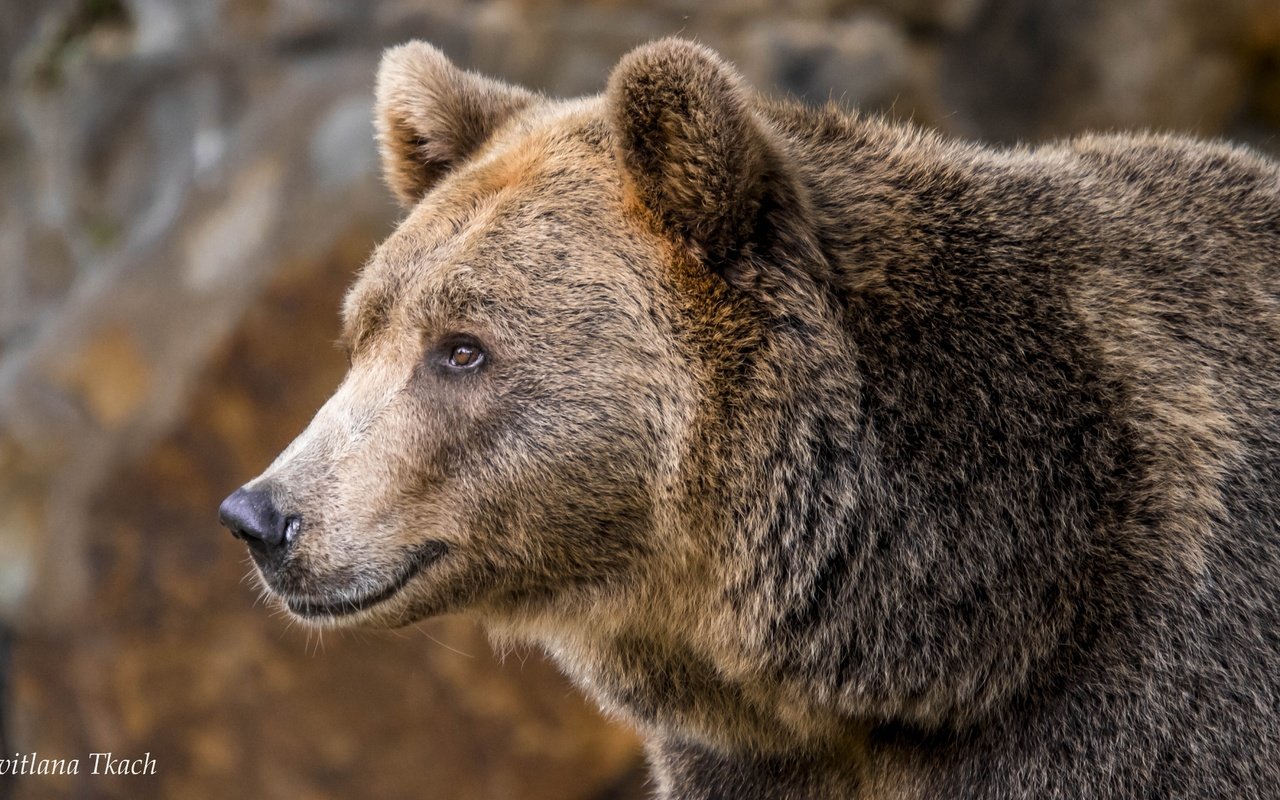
[220,485,453,622]
[282,540,450,620]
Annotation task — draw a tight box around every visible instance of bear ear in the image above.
[606,39,782,265]
[375,42,536,208]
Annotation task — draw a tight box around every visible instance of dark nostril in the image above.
[218,487,292,550]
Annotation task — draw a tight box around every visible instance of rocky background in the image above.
[1,0,1278,798]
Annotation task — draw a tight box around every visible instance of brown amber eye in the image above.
[447,343,482,369]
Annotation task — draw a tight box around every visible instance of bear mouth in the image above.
[284,541,448,619]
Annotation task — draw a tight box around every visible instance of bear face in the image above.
[223,41,779,636]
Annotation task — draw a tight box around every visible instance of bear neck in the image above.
[628,102,1193,746]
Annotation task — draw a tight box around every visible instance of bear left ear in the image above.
[375,42,536,208]
[606,39,791,267]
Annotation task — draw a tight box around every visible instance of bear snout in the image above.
[218,486,300,569]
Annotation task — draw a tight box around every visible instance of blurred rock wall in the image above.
[1,0,1278,798]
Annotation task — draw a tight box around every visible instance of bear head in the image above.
[219,39,827,637]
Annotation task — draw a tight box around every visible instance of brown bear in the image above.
[218,38,1280,799]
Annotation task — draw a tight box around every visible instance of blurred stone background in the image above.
[0,0,1277,797]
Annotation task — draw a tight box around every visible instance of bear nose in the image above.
[219,487,292,551]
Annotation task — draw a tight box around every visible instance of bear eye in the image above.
[444,340,485,370]
[449,345,479,367]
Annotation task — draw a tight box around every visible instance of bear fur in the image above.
[225,38,1280,799]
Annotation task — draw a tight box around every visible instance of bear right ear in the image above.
[606,39,787,268]
[375,42,536,208]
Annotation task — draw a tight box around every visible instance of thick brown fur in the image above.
[229,39,1280,799]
